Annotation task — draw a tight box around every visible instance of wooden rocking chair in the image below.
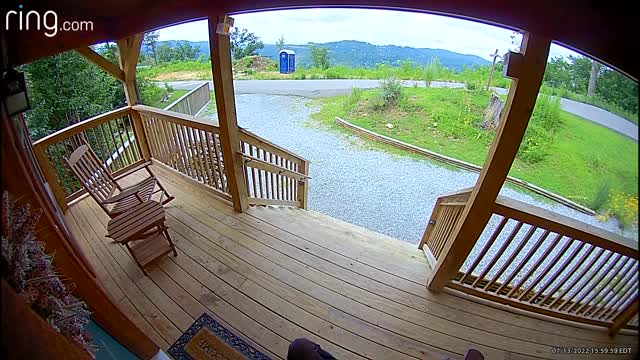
[64,144,174,218]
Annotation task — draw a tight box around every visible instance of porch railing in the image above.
[164,82,210,116]
[239,130,309,209]
[33,104,309,211]
[135,105,229,199]
[422,189,639,333]
[32,106,145,208]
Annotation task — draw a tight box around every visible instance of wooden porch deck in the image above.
[64,164,637,360]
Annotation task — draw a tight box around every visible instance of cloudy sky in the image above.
[158,8,578,61]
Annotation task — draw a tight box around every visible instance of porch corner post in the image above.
[427,32,551,291]
[208,15,249,212]
[117,34,151,161]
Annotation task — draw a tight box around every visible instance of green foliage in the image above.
[22,51,125,140]
[310,45,330,70]
[517,94,562,164]
[423,58,443,86]
[378,77,405,107]
[591,178,612,212]
[156,41,199,63]
[543,55,638,122]
[230,28,264,60]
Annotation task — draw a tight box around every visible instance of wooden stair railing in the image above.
[164,81,211,116]
[133,105,309,209]
[239,129,309,209]
[419,188,472,267]
[426,191,639,335]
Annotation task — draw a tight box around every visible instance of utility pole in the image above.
[486,49,500,91]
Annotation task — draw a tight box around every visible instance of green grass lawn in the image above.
[312,87,638,213]
[146,89,188,109]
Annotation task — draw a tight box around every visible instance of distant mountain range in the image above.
[150,40,489,71]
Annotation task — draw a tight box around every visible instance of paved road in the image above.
[167,79,638,140]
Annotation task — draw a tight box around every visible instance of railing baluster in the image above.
[591,262,638,318]
[507,233,563,298]
[576,255,632,316]
[473,221,524,288]
[106,119,126,169]
[484,225,538,291]
[532,242,588,305]
[556,249,611,310]
[548,248,606,309]
[249,145,259,198]
[517,237,575,302]
[459,216,508,284]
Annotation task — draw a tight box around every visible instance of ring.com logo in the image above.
[5,4,94,38]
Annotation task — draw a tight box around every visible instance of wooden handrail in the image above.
[240,153,308,180]
[239,129,307,165]
[164,81,210,115]
[133,105,220,134]
[494,196,638,258]
[33,106,132,148]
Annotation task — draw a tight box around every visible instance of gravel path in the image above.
[169,79,638,140]
[203,94,636,247]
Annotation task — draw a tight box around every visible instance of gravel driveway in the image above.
[202,94,635,246]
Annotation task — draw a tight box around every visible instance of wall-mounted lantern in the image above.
[2,68,31,116]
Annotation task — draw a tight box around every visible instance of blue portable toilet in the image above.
[279,49,296,73]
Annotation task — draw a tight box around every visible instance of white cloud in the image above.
[157,8,581,61]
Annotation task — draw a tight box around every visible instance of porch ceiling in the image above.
[5,0,638,80]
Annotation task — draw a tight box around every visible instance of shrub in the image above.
[598,193,639,230]
[591,178,612,211]
[343,87,363,111]
[378,77,405,107]
[517,93,562,163]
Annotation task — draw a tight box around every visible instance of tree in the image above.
[143,31,159,65]
[310,44,330,70]
[230,28,264,60]
[157,43,177,63]
[22,51,124,140]
[587,60,600,97]
[276,35,286,51]
[174,41,199,61]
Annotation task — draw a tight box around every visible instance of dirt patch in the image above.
[154,71,209,81]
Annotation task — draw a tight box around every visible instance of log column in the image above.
[208,15,249,212]
[428,32,551,291]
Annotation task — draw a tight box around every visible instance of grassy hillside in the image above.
[313,87,638,227]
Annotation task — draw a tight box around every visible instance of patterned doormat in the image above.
[168,313,272,360]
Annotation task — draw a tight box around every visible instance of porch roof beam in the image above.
[75,46,125,82]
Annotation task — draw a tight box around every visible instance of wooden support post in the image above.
[116,35,151,160]
[298,160,309,209]
[209,16,248,212]
[609,296,638,337]
[427,32,551,291]
[32,143,68,212]
[116,34,143,105]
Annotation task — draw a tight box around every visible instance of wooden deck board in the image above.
[64,165,638,360]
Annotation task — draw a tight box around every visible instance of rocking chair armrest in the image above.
[103,185,142,204]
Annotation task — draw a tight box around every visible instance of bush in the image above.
[378,77,405,107]
[517,93,562,163]
[598,193,639,230]
[343,87,363,110]
[591,178,612,211]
